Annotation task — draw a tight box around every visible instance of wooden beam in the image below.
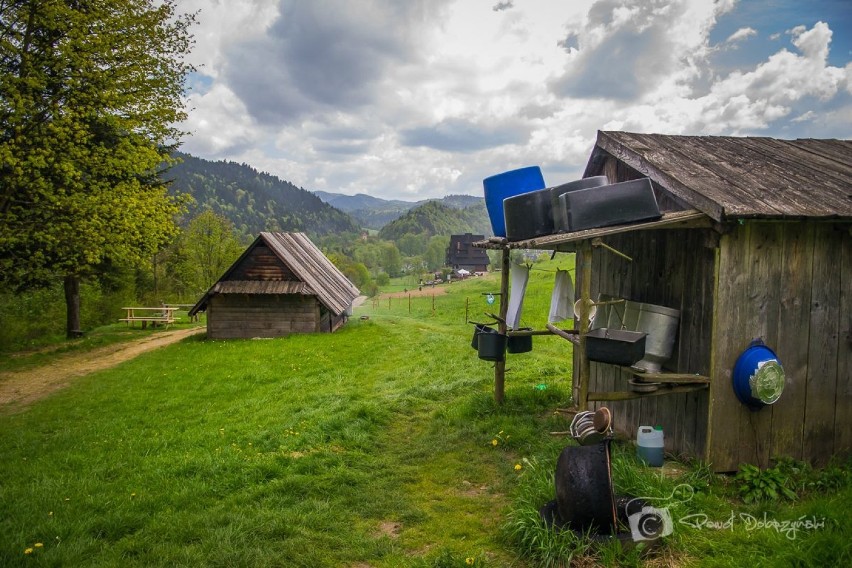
[494,246,511,405]
[578,240,592,410]
[587,384,709,401]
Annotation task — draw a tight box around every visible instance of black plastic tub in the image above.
[503,187,554,241]
[585,328,647,366]
[470,323,497,350]
[550,176,608,232]
[558,177,661,232]
[478,332,507,362]
[507,329,533,353]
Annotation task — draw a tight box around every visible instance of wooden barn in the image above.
[189,232,360,339]
[446,233,490,272]
[481,131,851,472]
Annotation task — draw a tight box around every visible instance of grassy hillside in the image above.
[378,201,491,241]
[1,258,849,567]
[314,192,486,231]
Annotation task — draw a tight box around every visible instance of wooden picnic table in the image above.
[119,306,178,329]
[164,303,199,322]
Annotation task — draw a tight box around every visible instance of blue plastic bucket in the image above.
[482,166,545,237]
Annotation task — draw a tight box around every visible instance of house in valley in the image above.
[446,233,490,273]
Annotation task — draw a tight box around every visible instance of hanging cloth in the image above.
[506,263,530,330]
[548,269,575,323]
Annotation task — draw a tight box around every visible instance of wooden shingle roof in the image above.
[584,131,852,222]
[189,232,359,316]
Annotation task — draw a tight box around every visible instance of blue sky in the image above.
[177,0,851,201]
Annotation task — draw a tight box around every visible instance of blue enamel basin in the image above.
[732,339,785,409]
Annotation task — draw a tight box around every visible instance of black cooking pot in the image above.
[503,187,554,241]
[507,329,533,353]
[477,331,507,362]
[554,441,617,534]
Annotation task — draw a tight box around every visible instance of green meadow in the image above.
[1,262,849,567]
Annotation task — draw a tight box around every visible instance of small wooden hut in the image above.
[189,232,359,339]
[480,131,851,471]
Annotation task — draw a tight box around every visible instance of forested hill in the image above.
[314,191,485,230]
[378,200,492,241]
[165,153,359,237]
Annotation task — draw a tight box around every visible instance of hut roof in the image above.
[584,131,852,222]
[189,232,359,316]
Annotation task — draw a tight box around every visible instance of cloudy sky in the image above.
[177,0,851,201]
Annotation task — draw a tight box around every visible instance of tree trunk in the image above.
[64,274,81,339]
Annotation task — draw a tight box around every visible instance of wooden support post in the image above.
[577,240,593,410]
[495,246,511,404]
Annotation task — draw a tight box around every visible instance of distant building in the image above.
[446,233,490,273]
[189,232,359,339]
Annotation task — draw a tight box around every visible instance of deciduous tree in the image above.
[0,0,195,337]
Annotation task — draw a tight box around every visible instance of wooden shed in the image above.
[481,131,851,472]
[189,232,360,339]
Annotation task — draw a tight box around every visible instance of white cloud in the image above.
[176,1,852,201]
[726,27,757,44]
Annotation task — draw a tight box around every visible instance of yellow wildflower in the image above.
[514,463,522,471]
[491,439,498,446]
[465,557,475,566]
[34,543,43,548]
[24,548,33,555]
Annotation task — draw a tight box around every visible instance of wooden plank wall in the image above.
[709,221,852,471]
[228,244,298,281]
[207,294,318,339]
[585,228,715,459]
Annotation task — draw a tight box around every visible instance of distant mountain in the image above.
[314,191,485,230]
[313,191,413,212]
[165,153,359,238]
[378,200,492,241]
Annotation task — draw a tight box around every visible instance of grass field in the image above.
[1,261,849,566]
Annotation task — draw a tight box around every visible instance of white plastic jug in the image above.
[636,425,664,467]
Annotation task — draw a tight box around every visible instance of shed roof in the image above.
[189,232,359,317]
[584,131,852,222]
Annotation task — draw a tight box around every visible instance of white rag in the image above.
[548,269,575,323]
[506,263,530,330]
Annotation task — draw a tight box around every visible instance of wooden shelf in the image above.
[619,367,710,384]
[587,383,708,401]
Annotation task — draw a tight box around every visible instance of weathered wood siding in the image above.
[227,243,298,281]
[709,221,852,471]
[207,294,319,339]
[583,227,715,460]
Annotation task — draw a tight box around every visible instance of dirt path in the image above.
[0,327,205,413]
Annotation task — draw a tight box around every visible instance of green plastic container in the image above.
[636,425,664,467]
